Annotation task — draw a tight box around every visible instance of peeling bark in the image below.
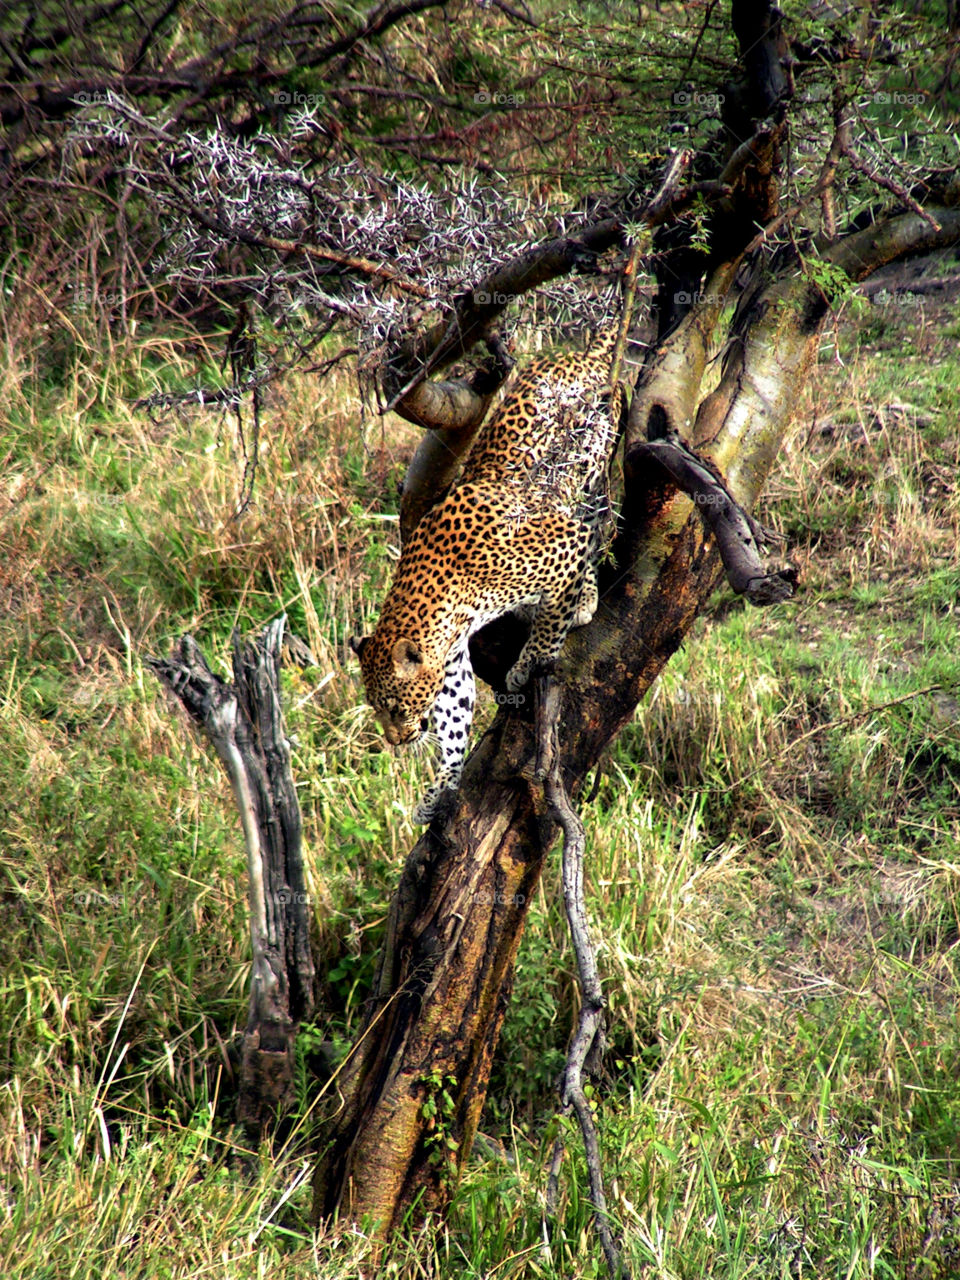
[147,621,315,1135]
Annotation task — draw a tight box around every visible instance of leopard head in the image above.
[350,633,443,745]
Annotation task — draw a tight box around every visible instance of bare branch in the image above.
[631,439,797,603]
[537,675,630,1280]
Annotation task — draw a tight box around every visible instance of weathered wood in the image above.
[147,619,315,1135]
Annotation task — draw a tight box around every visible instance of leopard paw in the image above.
[572,571,598,627]
[412,796,440,825]
[506,655,557,692]
[412,784,458,825]
[505,660,530,693]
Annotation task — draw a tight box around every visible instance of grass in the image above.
[1,275,959,1278]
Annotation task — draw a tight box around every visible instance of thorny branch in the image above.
[382,159,740,416]
[68,94,627,388]
[57,60,956,450]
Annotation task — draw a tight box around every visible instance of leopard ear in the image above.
[391,637,424,678]
[349,634,369,659]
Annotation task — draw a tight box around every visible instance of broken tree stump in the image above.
[147,618,315,1135]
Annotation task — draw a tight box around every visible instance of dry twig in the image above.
[537,675,631,1280]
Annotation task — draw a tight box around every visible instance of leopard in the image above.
[351,328,626,823]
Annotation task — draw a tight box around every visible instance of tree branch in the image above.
[631,438,797,603]
[538,676,630,1280]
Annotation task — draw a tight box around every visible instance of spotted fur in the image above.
[352,330,624,822]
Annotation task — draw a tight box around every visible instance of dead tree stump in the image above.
[148,618,315,1135]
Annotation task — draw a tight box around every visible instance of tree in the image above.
[29,0,960,1272]
[305,12,960,1267]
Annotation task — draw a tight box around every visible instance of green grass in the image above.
[1,284,959,1277]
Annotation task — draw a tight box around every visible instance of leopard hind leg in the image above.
[505,541,593,693]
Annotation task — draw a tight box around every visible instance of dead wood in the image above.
[147,620,315,1135]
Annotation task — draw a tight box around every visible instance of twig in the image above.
[723,684,946,793]
[536,675,631,1280]
[817,86,852,242]
[841,137,942,233]
[231,230,432,298]
[609,151,693,397]
[135,166,431,300]
[491,0,538,27]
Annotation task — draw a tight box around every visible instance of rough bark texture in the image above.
[147,620,315,1134]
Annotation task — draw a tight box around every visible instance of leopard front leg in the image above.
[505,548,593,693]
[412,645,477,824]
[572,562,598,627]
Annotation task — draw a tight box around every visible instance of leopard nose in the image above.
[383,724,401,746]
